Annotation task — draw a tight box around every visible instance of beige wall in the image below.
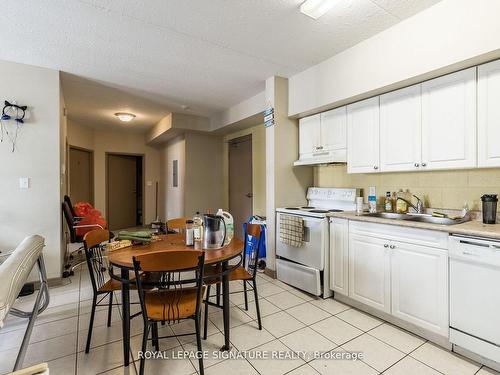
[0,60,63,279]
[223,124,266,217]
[315,165,500,212]
[67,120,161,224]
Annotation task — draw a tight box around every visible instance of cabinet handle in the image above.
[422,163,427,167]
[390,245,396,249]
[384,244,389,248]
[317,146,323,150]
[373,165,379,170]
[414,163,420,167]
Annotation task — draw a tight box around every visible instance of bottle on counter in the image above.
[216,209,234,245]
[396,189,407,213]
[193,212,203,242]
[384,192,393,212]
[185,220,194,246]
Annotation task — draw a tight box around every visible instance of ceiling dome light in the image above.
[300,0,336,19]
[114,112,136,122]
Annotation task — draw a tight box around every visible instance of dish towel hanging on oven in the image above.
[279,214,304,247]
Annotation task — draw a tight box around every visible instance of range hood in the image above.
[293,149,347,166]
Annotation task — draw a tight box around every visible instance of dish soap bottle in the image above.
[384,192,393,212]
[396,189,407,213]
[193,212,203,243]
[216,209,234,245]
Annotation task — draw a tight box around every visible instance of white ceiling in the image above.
[0,0,441,129]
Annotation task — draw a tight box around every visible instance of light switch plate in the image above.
[19,177,30,189]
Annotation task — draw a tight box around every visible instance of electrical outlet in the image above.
[19,177,30,189]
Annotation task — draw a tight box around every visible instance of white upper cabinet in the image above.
[478,60,500,168]
[321,107,347,152]
[380,85,422,172]
[347,97,380,174]
[421,68,477,170]
[298,114,321,158]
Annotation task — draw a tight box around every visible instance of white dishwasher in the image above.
[449,235,500,363]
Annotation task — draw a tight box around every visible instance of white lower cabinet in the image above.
[329,218,349,295]
[340,222,449,337]
[391,241,448,336]
[348,233,391,313]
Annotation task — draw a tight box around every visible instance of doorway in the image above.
[69,146,94,204]
[106,153,144,230]
[229,135,253,240]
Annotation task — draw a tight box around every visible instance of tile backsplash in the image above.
[314,165,500,211]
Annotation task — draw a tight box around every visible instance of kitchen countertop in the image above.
[329,211,500,240]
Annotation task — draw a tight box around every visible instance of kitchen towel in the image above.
[279,214,304,247]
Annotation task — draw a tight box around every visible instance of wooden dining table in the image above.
[108,233,244,367]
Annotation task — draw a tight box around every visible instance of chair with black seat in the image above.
[133,250,206,375]
[83,229,132,353]
[203,223,263,339]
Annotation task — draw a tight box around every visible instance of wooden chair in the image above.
[166,217,189,233]
[83,229,132,353]
[203,223,263,339]
[133,250,206,375]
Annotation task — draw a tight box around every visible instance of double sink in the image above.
[363,212,470,226]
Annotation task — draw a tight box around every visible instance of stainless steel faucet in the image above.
[397,194,425,214]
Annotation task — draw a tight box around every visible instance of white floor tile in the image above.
[411,342,481,375]
[266,291,307,309]
[209,307,252,331]
[229,322,275,350]
[310,298,351,315]
[261,311,305,338]
[78,306,121,331]
[336,309,383,331]
[229,290,255,305]
[183,332,236,370]
[280,327,337,360]
[310,316,362,346]
[287,364,321,375]
[368,323,425,354]
[384,356,441,375]
[286,302,331,325]
[77,339,133,374]
[342,333,405,372]
[309,348,378,375]
[478,366,500,375]
[132,351,195,375]
[169,319,217,344]
[236,298,281,319]
[46,353,77,375]
[204,357,259,375]
[256,282,286,297]
[99,365,137,375]
[288,288,317,302]
[248,339,305,375]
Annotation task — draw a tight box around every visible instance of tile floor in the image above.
[0,268,498,375]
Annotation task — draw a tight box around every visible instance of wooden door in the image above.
[321,106,346,151]
[107,154,139,230]
[421,68,476,170]
[229,135,253,240]
[347,97,380,173]
[69,147,93,204]
[380,84,422,172]
[391,241,448,336]
[478,60,500,168]
[349,233,391,313]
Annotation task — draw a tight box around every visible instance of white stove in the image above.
[276,187,359,298]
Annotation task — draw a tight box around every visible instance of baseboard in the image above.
[264,268,276,279]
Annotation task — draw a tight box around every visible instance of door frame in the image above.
[228,134,253,237]
[105,152,145,227]
[68,145,95,205]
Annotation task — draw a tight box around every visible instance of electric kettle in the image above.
[202,214,226,249]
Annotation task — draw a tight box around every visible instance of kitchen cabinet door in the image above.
[321,106,346,151]
[347,97,380,173]
[348,233,391,313]
[299,114,321,159]
[329,218,348,295]
[391,241,448,336]
[478,60,500,168]
[421,68,476,170]
[380,84,422,172]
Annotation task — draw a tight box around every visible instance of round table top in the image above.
[108,234,244,269]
